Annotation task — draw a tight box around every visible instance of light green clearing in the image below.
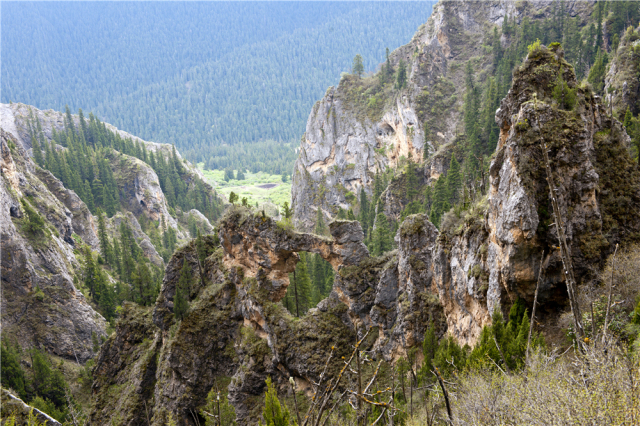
[199,165,291,208]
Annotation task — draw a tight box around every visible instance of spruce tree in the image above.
[420,323,438,383]
[314,208,328,236]
[372,212,392,256]
[292,252,312,315]
[97,209,112,265]
[624,107,632,129]
[1,338,27,399]
[83,180,95,212]
[32,136,44,166]
[429,175,449,229]
[260,377,294,426]
[423,121,430,160]
[358,188,369,237]
[282,202,292,219]
[352,54,364,78]
[174,259,191,320]
[396,59,407,89]
[445,157,462,205]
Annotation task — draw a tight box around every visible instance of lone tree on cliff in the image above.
[352,54,364,78]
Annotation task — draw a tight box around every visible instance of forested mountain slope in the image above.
[86,42,640,424]
[291,0,617,232]
[0,102,223,420]
[2,2,435,174]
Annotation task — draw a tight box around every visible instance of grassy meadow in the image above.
[199,166,291,208]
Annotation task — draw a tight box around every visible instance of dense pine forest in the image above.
[2,2,434,174]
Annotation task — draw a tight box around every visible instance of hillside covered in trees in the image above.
[3,1,640,425]
[2,2,434,174]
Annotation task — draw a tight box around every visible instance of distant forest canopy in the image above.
[2,2,435,174]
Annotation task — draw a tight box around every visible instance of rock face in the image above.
[428,44,640,345]
[0,101,221,362]
[93,207,446,425]
[0,127,107,362]
[105,149,184,239]
[604,26,640,117]
[291,0,595,231]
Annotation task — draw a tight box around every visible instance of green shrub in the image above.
[552,74,577,111]
[527,38,542,55]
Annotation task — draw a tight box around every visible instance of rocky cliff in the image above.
[1,126,106,362]
[91,206,447,425]
[605,25,640,119]
[291,0,595,231]
[0,102,217,362]
[426,42,640,344]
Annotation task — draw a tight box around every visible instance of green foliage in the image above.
[396,59,407,89]
[371,212,393,256]
[260,377,296,426]
[428,175,449,229]
[5,3,433,173]
[1,338,27,399]
[282,202,293,219]
[418,323,437,383]
[587,48,608,95]
[352,53,364,78]
[29,396,66,422]
[527,38,542,54]
[314,208,328,237]
[624,107,633,129]
[552,72,577,111]
[31,348,68,411]
[445,156,461,205]
[229,191,239,205]
[174,258,191,320]
[20,199,46,239]
[284,252,313,316]
[468,300,543,372]
[202,384,237,426]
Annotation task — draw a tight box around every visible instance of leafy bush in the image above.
[527,38,542,55]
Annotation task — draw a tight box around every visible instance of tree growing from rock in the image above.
[174,258,191,320]
[352,53,364,78]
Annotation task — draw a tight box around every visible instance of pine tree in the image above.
[396,59,407,89]
[314,208,328,236]
[174,259,191,320]
[352,54,364,78]
[423,121,430,160]
[32,136,44,166]
[405,159,418,202]
[624,107,632,129]
[83,180,95,212]
[429,175,450,229]
[385,47,392,77]
[292,252,313,315]
[282,202,292,219]
[97,209,112,265]
[260,377,294,426]
[372,212,392,256]
[419,323,438,384]
[445,157,462,205]
[358,188,369,237]
[1,338,27,399]
[587,48,608,95]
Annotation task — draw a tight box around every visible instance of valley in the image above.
[2,1,640,425]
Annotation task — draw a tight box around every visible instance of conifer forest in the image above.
[2,1,640,425]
